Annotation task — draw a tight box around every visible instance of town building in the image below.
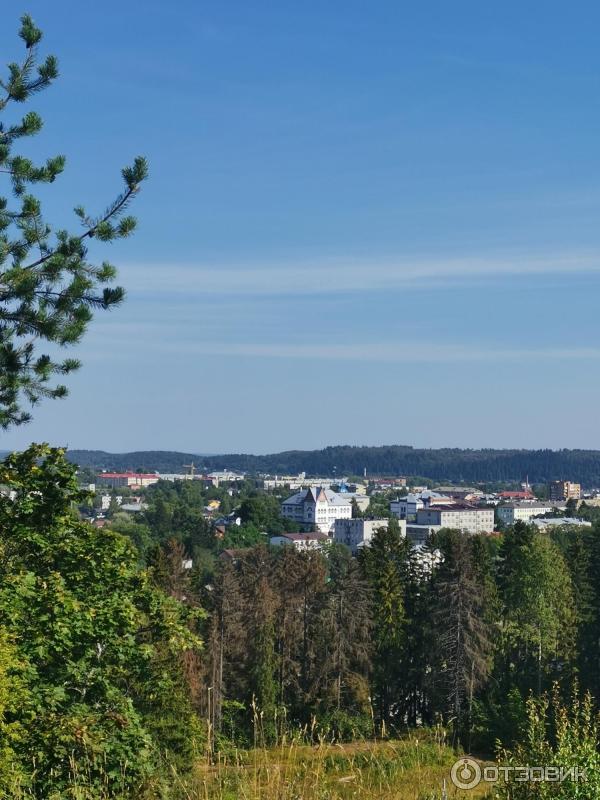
[269,532,330,551]
[156,473,203,482]
[406,524,440,546]
[390,491,454,522]
[96,472,159,489]
[343,493,371,512]
[549,480,581,501]
[498,490,535,501]
[496,502,566,525]
[333,518,403,554]
[262,472,309,490]
[281,487,352,534]
[120,501,147,513]
[416,503,495,534]
[436,486,482,501]
[203,470,245,487]
[368,476,407,489]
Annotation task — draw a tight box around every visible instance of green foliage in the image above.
[359,521,409,725]
[499,523,575,696]
[0,445,203,796]
[197,445,600,485]
[497,688,600,798]
[0,15,147,428]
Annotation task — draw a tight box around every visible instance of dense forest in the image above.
[68,445,600,485]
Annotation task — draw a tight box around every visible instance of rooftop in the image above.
[425,503,479,512]
[97,472,158,479]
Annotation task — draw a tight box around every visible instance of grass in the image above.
[171,734,493,800]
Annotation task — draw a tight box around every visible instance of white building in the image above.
[96,472,159,489]
[416,504,495,535]
[281,487,352,534]
[333,518,405,553]
[270,532,330,551]
[100,494,122,511]
[496,502,566,525]
[263,472,308,490]
[204,470,245,487]
[344,493,371,513]
[390,491,455,521]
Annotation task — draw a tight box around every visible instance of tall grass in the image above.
[2,720,492,798]
[171,731,491,800]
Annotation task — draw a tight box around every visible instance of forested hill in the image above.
[67,450,200,473]
[201,446,600,484]
[67,445,600,485]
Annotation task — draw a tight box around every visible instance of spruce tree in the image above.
[0,15,147,428]
[429,531,492,747]
[359,519,410,727]
[498,524,575,697]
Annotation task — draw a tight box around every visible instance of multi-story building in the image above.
[333,518,405,554]
[202,470,245,487]
[416,503,495,534]
[549,480,581,502]
[406,524,440,546]
[96,472,159,489]
[496,502,566,525]
[390,491,454,522]
[281,487,352,534]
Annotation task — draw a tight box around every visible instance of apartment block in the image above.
[548,480,581,502]
[496,502,566,525]
[333,518,405,554]
[416,503,495,534]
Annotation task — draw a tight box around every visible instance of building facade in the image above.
[496,502,565,525]
[416,504,495,534]
[333,518,404,553]
[281,487,352,534]
[96,472,159,489]
[390,491,454,522]
[549,480,581,501]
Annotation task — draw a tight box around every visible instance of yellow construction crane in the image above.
[183,462,197,477]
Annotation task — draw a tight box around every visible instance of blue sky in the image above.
[3,1,600,453]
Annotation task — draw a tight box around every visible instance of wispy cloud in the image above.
[87,335,600,364]
[122,250,600,296]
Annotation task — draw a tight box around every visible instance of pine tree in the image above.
[0,15,147,427]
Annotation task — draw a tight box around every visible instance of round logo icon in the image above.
[451,758,482,790]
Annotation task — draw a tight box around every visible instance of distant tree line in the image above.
[69,444,600,485]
